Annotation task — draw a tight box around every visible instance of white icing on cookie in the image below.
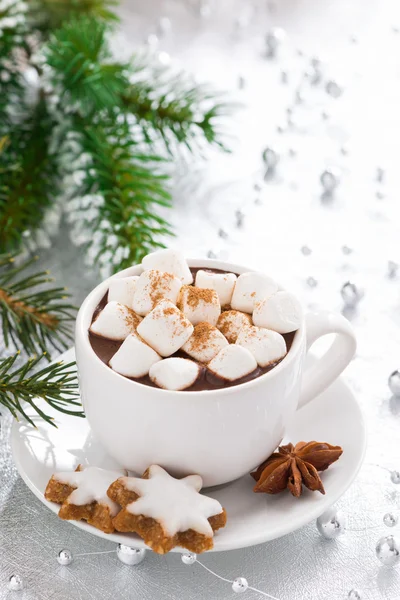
[53,466,124,516]
[121,465,223,537]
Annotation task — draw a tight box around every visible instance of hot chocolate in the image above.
[88,250,301,392]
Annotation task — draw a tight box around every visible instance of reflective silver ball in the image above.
[390,470,400,484]
[348,589,362,600]
[232,577,249,593]
[265,28,285,58]
[383,513,398,528]
[342,245,353,255]
[280,70,289,84]
[326,80,343,98]
[8,575,24,591]
[262,147,279,169]
[181,552,197,565]
[316,507,347,539]
[116,545,146,566]
[388,261,398,279]
[307,276,318,288]
[388,371,400,397]
[57,549,73,566]
[376,535,400,566]
[341,281,361,308]
[376,167,385,183]
[301,245,312,256]
[320,168,339,192]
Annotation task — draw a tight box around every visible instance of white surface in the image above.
[11,348,365,552]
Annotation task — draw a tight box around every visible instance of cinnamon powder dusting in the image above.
[147,270,176,308]
[118,305,141,330]
[189,322,214,352]
[178,286,216,310]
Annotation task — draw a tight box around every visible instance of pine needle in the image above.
[0,253,76,357]
[0,353,82,427]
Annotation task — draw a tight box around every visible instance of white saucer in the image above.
[11,348,366,553]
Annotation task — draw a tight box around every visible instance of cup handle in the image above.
[298,310,357,410]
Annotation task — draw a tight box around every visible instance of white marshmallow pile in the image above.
[89,249,303,390]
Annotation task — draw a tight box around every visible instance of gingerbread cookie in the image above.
[108,465,227,554]
[45,465,125,533]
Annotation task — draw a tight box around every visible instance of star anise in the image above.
[251,441,343,498]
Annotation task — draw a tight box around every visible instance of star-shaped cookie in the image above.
[108,465,227,553]
[45,465,125,533]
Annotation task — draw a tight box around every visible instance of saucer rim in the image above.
[11,347,366,553]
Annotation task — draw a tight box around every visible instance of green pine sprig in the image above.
[0,96,60,254]
[123,65,232,154]
[45,16,127,116]
[0,253,76,356]
[71,115,173,269]
[28,0,119,34]
[0,353,83,427]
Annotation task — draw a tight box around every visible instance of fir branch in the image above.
[0,0,28,132]
[0,253,76,356]
[69,115,173,270]
[45,16,127,116]
[0,96,59,253]
[29,0,119,33]
[0,353,83,427]
[123,64,232,154]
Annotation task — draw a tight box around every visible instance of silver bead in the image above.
[262,147,279,169]
[320,169,339,193]
[388,372,400,397]
[390,470,400,484]
[265,28,285,58]
[376,535,400,566]
[301,245,312,256]
[342,245,353,255]
[238,75,246,90]
[388,261,398,279]
[232,577,249,593]
[207,250,217,258]
[326,80,343,98]
[181,552,197,565]
[157,16,171,36]
[280,70,289,84]
[376,167,385,183]
[348,590,362,600]
[307,276,318,288]
[340,146,349,156]
[116,544,146,566]
[218,228,228,239]
[316,507,347,539]
[235,210,244,228]
[321,111,330,121]
[384,513,398,527]
[8,575,24,591]
[341,282,361,308]
[57,549,73,566]
[288,148,297,158]
[376,190,385,200]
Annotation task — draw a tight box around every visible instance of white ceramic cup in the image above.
[75,258,356,487]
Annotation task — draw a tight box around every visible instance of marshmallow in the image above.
[108,276,139,306]
[231,272,278,314]
[149,357,200,391]
[236,326,287,367]
[195,270,237,307]
[208,345,257,381]
[142,248,193,285]
[253,291,303,333]
[216,310,252,343]
[132,269,182,316]
[109,333,161,378]
[182,322,228,364]
[177,285,221,326]
[90,302,142,341]
[137,299,194,357]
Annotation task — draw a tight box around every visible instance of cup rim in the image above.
[76,258,305,397]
